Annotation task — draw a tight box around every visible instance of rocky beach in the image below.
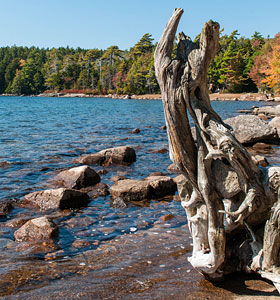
[1,96,280,299]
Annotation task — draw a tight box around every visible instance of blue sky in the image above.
[0,0,279,50]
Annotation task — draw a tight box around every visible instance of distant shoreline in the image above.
[1,92,280,102]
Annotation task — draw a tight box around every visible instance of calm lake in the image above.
[0,96,278,299]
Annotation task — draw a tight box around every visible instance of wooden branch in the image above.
[155,8,280,289]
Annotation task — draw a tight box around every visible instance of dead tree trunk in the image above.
[155,8,280,290]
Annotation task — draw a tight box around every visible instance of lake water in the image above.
[0,96,278,298]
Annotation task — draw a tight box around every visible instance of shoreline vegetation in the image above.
[1,92,280,102]
[0,31,279,99]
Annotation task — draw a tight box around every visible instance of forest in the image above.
[0,30,279,96]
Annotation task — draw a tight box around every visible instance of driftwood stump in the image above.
[155,8,280,291]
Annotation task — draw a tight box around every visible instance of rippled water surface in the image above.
[0,96,276,298]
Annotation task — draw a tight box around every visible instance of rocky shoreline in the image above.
[2,99,280,298]
[2,92,280,101]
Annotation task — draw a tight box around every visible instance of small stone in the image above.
[151,148,169,154]
[129,128,140,134]
[161,214,175,221]
[72,240,91,249]
[258,113,268,120]
[167,163,180,173]
[97,169,108,175]
[148,172,165,177]
[109,175,128,182]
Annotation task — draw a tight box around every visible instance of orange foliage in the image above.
[251,33,280,93]
[260,44,280,93]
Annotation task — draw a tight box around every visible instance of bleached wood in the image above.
[155,8,280,289]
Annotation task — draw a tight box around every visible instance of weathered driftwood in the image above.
[155,8,280,291]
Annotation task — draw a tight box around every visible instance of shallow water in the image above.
[0,96,277,298]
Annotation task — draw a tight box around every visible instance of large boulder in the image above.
[224,115,278,145]
[110,176,176,202]
[75,146,136,166]
[24,188,90,210]
[54,165,100,189]
[14,216,59,242]
[212,160,241,199]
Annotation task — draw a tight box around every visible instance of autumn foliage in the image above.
[250,33,280,93]
[0,30,280,95]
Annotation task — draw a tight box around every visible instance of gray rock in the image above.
[212,160,241,199]
[225,115,278,145]
[253,104,280,117]
[110,179,151,202]
[24,188,90,210]
[110,176,177,202]
[269,117,280,135]
[54,165,100,189]
[14,216,59,242]
[75,146,136,166]
[144,175,177,198]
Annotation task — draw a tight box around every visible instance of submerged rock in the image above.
[109,175,128,182]
[54,165,100,189]
[0,201,13,217]
[75,146,136,166]
[82,182,109,199]
[24,188,90,210]
[128,128,140,134]
[225,115,279,145]
[14,216,59,242]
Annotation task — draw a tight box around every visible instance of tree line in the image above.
[0,30,279,96]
